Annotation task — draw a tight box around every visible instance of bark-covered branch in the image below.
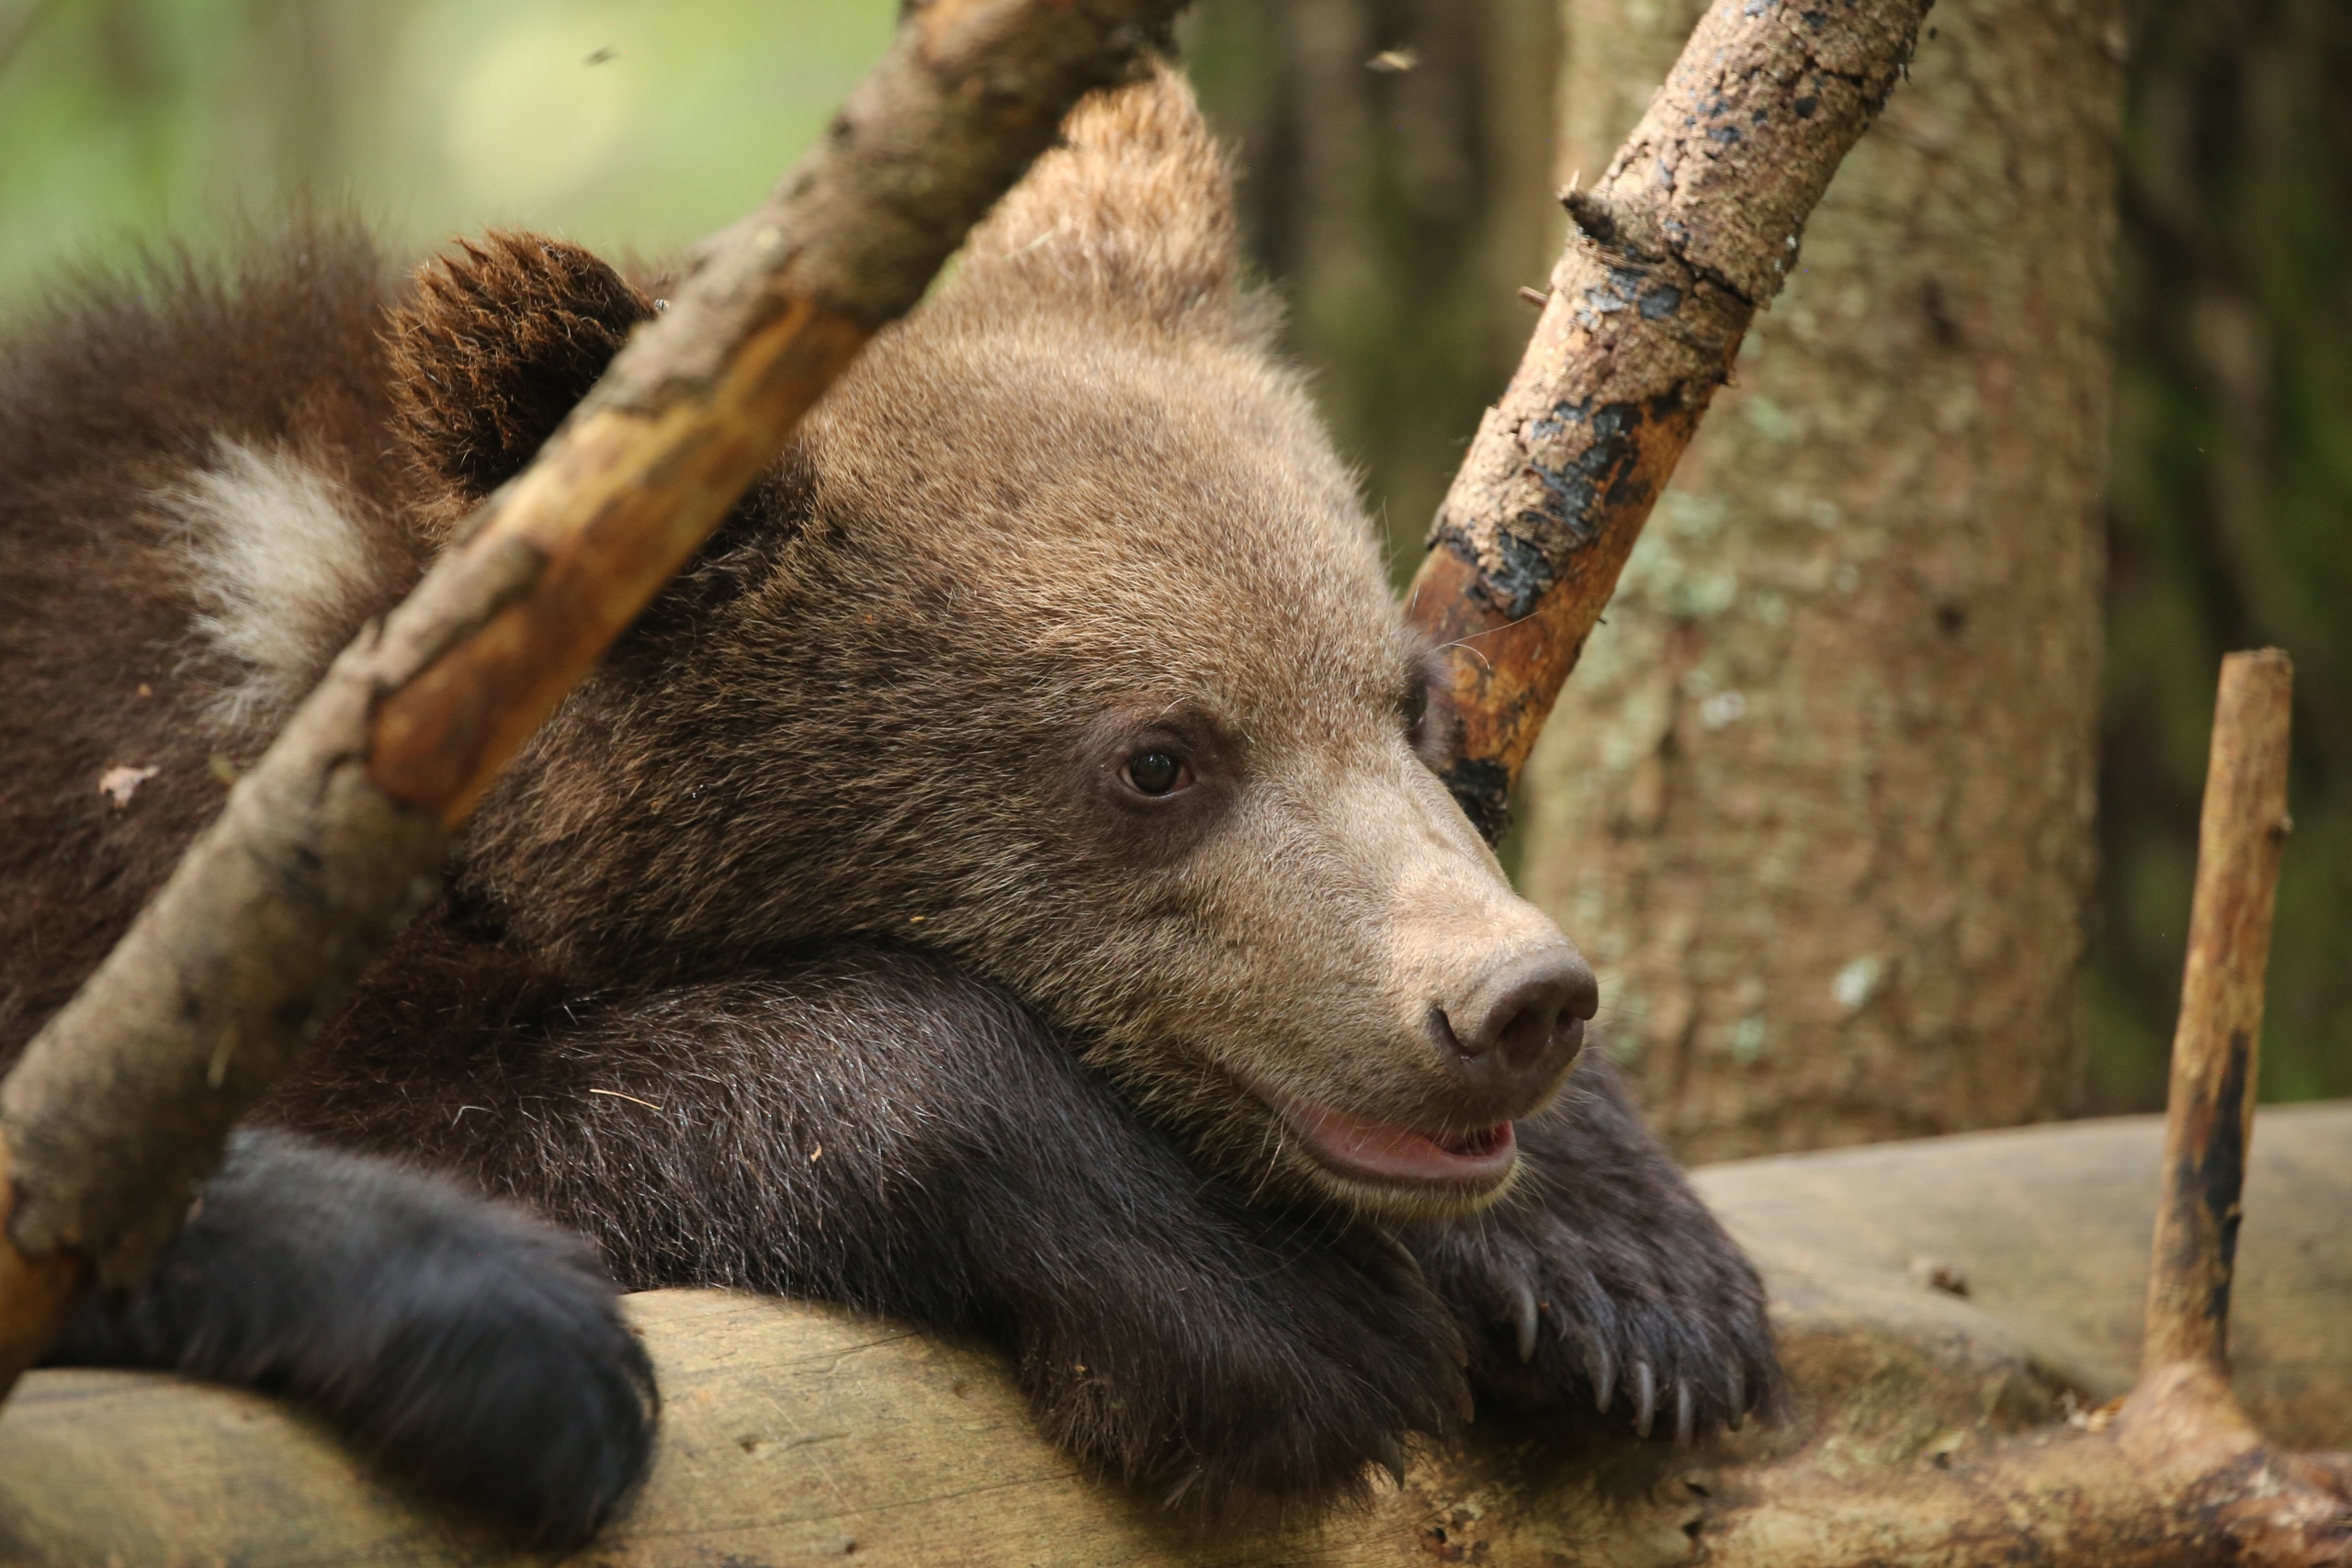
[0,0,1185,1390]
[1406,0,1931,840]
[2145,649,2294,1371]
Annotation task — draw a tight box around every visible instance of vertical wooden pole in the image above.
[2143,648,2294,1372]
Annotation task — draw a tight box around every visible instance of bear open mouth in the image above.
[1272,1093,1519,1190]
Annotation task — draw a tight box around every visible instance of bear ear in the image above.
[956,60,1254,335]
[387,231,655,512]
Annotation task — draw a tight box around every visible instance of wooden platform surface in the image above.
[1,1102,2342,1567]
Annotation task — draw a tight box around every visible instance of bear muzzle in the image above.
[1250,944,1594,1203]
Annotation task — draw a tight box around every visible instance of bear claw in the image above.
[1509,1275,1540,1363]
[1587,1338,1618,1413]
[1408,1196,1773,1448]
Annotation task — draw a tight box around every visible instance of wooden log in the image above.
[1695,1102,2352,1454]
[0,0,1185,1394]
[1405,0,1932,839]
[0,1106,2342,1566]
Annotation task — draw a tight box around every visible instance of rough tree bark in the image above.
[0,0,1188,1394]
[1515,0,2120,1159]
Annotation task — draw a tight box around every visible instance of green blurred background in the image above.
[2,0,2343,1111]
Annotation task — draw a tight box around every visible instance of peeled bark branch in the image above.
[0,0,1183,1393]
[2145,649,2295,1372]
[1406,0,1931,839]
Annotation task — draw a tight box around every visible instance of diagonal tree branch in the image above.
[1406,0,1931,840]
[0,0,1188,1396]
[2144,649,2294,1372]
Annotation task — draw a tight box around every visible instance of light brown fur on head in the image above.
[958,63,1262,341]
[438,62,1594,1221]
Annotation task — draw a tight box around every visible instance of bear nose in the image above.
[1434,947,1598,1093]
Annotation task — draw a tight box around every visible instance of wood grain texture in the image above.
[1696,1101,2352,1453]
[0,0,1184,1389]
[3,1105,2342,1566]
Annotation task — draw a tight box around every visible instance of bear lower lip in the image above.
[1272,1094,1518,1189]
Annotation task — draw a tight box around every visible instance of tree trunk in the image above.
[1519,0,2122,1159]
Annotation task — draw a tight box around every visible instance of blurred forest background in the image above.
[1,0,2342,1118]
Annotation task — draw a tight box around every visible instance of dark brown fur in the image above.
[386,231,657,544]
[0,68,1776,1520]
[46,1129,655,1549]
[0,228,424,1052]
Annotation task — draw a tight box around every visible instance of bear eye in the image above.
[1124,750,1190,796]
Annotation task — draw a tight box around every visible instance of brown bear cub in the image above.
[0,66,1774,1532]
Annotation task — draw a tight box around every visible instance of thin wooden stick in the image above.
[2143,648,2296,1372]
[0,0,1183,1396]
[1404,0,1930,840]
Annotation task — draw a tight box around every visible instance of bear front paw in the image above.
[1409,1198,1776,1445]
[1402,1075,1781,1447]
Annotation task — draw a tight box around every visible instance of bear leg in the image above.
[44,1129,658,1550]
[288,942,1470,1519]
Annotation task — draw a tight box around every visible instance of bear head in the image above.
[387,64,1597,1223]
